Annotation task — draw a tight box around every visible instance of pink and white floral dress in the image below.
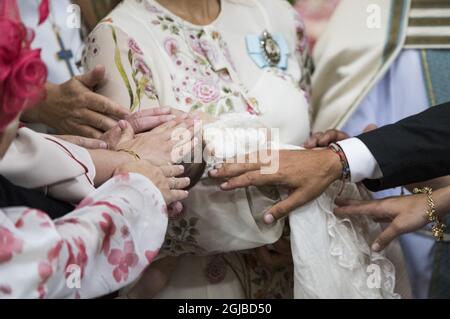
[0,129,168,299]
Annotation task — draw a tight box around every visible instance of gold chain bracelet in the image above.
[117,149,141,161]
[413,187,446,241]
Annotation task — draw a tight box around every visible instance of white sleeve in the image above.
[337,138,383,183]
[0,128,97,203]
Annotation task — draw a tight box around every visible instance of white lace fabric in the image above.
[203,114,411,299]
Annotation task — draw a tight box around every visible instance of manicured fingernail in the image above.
[184,177,191,183]
[220,182,228,189]
[166,115,177,120]
[178,165,185,172]
[264,214,275,225]
[100,142,108,149]
[371,243,381,252]
[210,169,218,176]
[214,164,223,169]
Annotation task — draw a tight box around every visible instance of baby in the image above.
[122,113,411,299]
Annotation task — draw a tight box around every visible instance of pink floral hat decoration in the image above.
[0,0,50,132]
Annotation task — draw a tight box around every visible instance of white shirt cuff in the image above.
[337,138,383,183]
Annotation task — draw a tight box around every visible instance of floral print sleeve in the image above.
[83,23,160,112]
[0,173,168,299]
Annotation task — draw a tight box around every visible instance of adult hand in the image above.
[98,107,177,149]
[256,238,292,271]
[54,135,108,149]
[116,116,199,164]
[210,149,343,224]
[334,185,450,252]
[53,107,177,150]
[114,160,190,205]
[303,124,377,149]
[23,65,131,138]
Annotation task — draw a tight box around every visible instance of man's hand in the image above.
[23,65,131,138]
[210,149,343,224]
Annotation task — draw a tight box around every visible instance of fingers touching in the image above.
[127,107,176,133]
[76,65,106,88]
[160,165,185,178]
[304,130,350,149]
[334,198,401,252]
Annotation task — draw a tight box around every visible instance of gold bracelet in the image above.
[117,149,141,161]
[413,187,446,241]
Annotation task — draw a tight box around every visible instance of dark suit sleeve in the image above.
[357,102,450,191]
[0,176,74,219]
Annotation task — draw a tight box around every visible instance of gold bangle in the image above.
[413,187,446,241]
[117,149,141,161]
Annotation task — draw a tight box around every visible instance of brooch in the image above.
[260,31,281,66]
[246,30,290,70]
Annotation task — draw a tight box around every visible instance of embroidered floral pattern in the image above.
[163,217,203,255]
[223,250,294,299]
[206,255,228,284]
[108,25,158,112]
[152,15,181,36]
[121,0,257,116]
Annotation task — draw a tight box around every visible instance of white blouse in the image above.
[83,0,312,146]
